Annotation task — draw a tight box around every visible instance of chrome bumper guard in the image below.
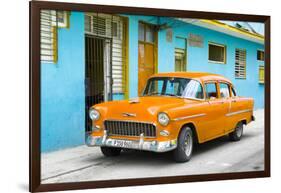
[86,130,177,153]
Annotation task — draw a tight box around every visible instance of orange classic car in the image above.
[86,72,255,162]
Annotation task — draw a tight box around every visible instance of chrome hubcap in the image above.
[184,133,193,156]
[236,125,243,138]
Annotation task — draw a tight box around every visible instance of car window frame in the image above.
[218,81,231,99]
[204,81,219,100]
[230,85,237,97]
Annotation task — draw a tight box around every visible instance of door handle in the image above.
[232,100,237,103]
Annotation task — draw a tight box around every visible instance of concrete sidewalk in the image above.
[41,109,264,184]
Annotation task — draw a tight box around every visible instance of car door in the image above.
[227,86,244,130]
[203,81,226,140]
[218,82,232,132]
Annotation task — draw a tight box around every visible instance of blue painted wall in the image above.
[41,12,85,152]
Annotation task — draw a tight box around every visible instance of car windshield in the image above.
[142,77,204,99]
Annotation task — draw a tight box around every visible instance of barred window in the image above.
[235,49,246,79]
[85,13,127,94]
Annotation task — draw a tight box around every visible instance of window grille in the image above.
[235,49,247,79]
[40,10,58,63]
[85,13,127,94]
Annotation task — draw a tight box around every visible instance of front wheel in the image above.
[173,126,194,163]
[229,122,244,141]
[100,147,121,157]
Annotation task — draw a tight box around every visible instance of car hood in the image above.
[94,96,196,121]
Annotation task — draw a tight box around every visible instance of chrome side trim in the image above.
[172,113,206,121]
[225,109,252,117]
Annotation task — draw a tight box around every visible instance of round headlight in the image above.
[89,109,100,121]
[158,112,170,126]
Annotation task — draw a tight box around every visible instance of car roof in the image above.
[150,72,232,84]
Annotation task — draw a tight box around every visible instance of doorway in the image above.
[85,35,112,132]
[84,13,128,132]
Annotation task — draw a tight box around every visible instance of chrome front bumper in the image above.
[85,130,177,153]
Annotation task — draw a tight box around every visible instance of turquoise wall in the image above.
[41,13,264,152]
[41,12,85,152]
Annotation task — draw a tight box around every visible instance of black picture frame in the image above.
[30,1,270,192]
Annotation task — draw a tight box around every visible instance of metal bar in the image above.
[134,122,137,136]
[113,122,115,135]
[115,121,118,135]
[119,121,122,136]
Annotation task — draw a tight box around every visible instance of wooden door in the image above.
[138,43,155,95]
[138,22,156,96]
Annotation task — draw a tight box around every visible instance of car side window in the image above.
[219,83,230,98]
[205,83,218,99]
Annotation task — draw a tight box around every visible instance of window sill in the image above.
[208,60,226,64]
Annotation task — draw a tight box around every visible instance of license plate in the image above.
[113,140,133,148]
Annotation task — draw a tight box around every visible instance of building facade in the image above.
[40,11,265,152]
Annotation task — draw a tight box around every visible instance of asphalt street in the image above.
[41,109,264,184]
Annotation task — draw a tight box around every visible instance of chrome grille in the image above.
[104,120,156,137]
